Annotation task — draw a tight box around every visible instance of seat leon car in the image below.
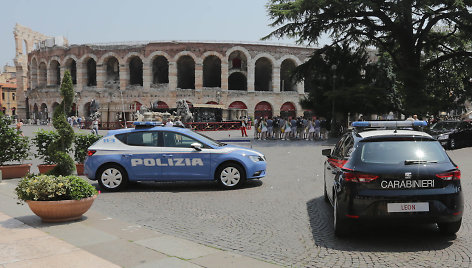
[322,121,463,237]
[84,122,266,191]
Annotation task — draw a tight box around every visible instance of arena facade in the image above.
[13,24,314,126]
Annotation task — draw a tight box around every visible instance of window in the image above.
[116,131,159,146]
[12,93,15,101]
[163,132,200,148]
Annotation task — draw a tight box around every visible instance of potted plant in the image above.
[0,112,31,179]
[15,174,98,222]
[74,133,101,175]
[32,129,60,174]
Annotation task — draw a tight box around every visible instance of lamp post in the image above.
[331,64,337,126]
[119,87,127,128]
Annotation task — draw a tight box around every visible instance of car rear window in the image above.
[358,140,448,164]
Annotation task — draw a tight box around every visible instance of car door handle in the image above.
[163,154,173,158]
[122,154,132,158]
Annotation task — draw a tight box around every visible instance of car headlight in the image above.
[437,134,449,140]
[249,155,265,162]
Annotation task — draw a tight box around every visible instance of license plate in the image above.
[387,202,429,213]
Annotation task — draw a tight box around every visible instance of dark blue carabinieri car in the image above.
[84,122,266,191]
[322,121,463,236]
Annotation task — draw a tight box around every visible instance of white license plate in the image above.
[387,202,429,213]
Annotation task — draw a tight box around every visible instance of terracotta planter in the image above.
[26,195,97,222]
[0,164,32,179]
[76,163,84,176]
[38,164,56,174]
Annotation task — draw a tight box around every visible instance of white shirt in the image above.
[165,121,174,127]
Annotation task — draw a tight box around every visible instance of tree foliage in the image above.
[48,70,75,176]
[0,113,29,165]
[265,0,472,115]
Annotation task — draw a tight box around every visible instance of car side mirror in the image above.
[191,143,202,151]
[322,149,331,157]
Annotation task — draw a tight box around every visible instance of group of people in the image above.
[67,116,86,129]
[248,116,328,140]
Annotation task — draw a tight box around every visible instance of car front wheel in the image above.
[97,164,128,192]
[449,138,456,150]
[216,163,246,189]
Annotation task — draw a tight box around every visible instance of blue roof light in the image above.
[351,121,428,128]
[133,121,163,126]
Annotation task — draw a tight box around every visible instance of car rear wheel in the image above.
[333,194,349,237]
[324,179,329,203]
[216,163,246,189]
[449,138,456,150]
[97,164,128,192]
[438,218,462,235]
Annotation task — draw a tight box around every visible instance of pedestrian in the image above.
[260,118,268,140]
[284,118,291,140]
[174,117,184,127]
[92,118,99,135]
[267,117,273,139]
[273,116,280,140]
[165,118,174,127]
[308,119,315,140]
[290,117,297,139]
[240,116,248,137]
[16,119,24,136]
[77,116,82,129]
[253,117,259,140]
[314,117,321,140]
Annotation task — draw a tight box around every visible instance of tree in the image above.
[298,43,393,118]
[265,0,472,115]
[48,70,75,176]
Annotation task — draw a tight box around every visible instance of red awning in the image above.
[157,101,169,109]
[255,101,272,111]
[228,101,247,109]
[206,101,218,104]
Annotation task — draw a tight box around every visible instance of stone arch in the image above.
[98,52,123,65]
[30,57,38,89]
[176,54,196,89]
[38,60,47,87]
[254,101,273,119]
[124,53,144,86]
[149,52,170,84]
[228,72,247,90]
[33,103,39,119]
[129,100,142,112]
[63,55,78,84]
[280,101,297,118]
[227,49,248,73]
[22,40,28,55]
[254,56,273,91]
[225,46,251,63]
[280,58,297,91]
[101,55,120,85]
[228,100,248,109]
[79,54,98,87]
[203,55,221,87]
[48,57,61,86]
[173,51,198,63]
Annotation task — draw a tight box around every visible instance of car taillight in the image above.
[436,170,461,180]
[87,150,97,156]
[343,172,379,182]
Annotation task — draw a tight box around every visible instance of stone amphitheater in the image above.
[13,24,314,125]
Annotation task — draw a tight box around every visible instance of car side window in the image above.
[341,136,354,158]
[332,135,348,158]
[163,132,200,148]
[117,131,159,146]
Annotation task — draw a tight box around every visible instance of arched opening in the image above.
[11,107,16,116]
[130,101,142,112]
[254,101,273,119]
[228,51,247,71]
[83,102,91,118]
[52,102,60,113]
[38,62,47,87]
[33,104,39,120]
[40,103,48,122]
[49,60,60,85]
[151,100,169,112]
[129,56,143,86]
[177,55,195,89]
[228,72,247,90]
[203,55,221,87]
[280,102,296,118]
[280,59,297,91]
[22,40,28,55]
[105,57,120,86]
[71,103,78,117]
[30,58,38,89]
[152,56,169,84]
[86,58,97,86]
[65,59,77,84]
[255,57,272,91]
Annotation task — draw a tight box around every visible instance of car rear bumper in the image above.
[337,189,463,223]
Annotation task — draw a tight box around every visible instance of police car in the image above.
[84,122,266,191]
[322,121,463,237]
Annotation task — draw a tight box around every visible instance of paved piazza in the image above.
[12,126,472,267]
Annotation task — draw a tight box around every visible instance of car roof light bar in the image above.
[133,121,164,128]
[351,121,427,128]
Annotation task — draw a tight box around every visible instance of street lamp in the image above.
[119,87,127,128]
[331,64,337,126]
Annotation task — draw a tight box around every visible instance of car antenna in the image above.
[394,121,398,133]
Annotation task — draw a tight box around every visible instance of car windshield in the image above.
[190,131,225,147]
[430,121,459,130]
[358,140,449,164]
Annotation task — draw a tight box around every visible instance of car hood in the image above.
[219,144,264,157]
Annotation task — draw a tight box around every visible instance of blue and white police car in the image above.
[84,122,266,191]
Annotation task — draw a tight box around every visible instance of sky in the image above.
[0,0,327,69]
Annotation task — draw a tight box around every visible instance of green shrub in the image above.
[32,129,60,164]
[0,112,30,165]
[15,174,98,203]
[74,133,102,163]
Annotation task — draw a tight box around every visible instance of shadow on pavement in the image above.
[306,196,455,252]
[90,179,263,194]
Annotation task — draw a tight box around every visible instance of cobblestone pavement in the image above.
[15,125,472,267]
